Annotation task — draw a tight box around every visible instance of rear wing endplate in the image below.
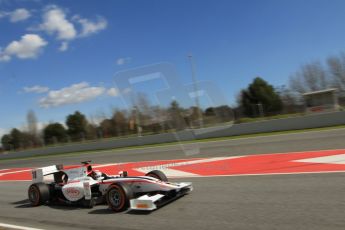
[31,165,62,183]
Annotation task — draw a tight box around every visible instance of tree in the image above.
[133,93,153,128]
[66,111,88,141]
[112,110,128,136]
[289,61,329,93]
[204,106,233,123]
[240,77,283,117]
[99,118,115,138]
[1,134,12,151]
[213,105,233,122]
[189,106,202,124]
[276,85,303,113]
[168,100,186,130]
[0,128,38,150]
[10,128,23,150]
[86,123,98,140]
[205,107,216,116]
[150,106,168,132]
[43,123,67,144]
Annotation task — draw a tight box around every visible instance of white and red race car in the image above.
[27,161,193,212]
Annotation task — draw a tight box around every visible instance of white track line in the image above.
[294,153,345,164]
[0,168,10,172]
[0,169,32,177]
[0,223,44,230]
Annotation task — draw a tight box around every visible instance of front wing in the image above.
[130,182,193,211]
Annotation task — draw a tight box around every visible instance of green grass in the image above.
[1,124,345,162]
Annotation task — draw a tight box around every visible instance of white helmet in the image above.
[93,170,103,179]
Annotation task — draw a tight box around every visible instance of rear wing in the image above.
[31,165,63,183]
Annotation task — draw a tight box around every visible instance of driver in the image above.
[85,163,106,180]
[88,170,103,180]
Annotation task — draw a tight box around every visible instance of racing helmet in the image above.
[92,170,103,179]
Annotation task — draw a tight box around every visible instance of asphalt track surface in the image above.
[0,128,345,230]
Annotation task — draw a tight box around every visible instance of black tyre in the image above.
[28,183,50,206]
[106,183,133,212]
[145,170,168,182]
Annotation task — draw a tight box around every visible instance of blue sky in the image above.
[1,0,345,135]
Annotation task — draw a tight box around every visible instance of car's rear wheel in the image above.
[28,183,50,206]
[106,183,133,212]
[146,170,168,182]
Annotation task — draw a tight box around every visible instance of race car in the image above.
[27,161,192,212]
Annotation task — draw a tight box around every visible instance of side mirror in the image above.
[118,171,128,177]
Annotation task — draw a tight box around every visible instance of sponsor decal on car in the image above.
[65,188,81,198]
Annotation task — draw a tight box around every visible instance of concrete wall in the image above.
[0,131,196,160]
[1,111,344,160]
[196,111,345,139]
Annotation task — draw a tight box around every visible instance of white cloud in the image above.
[39,6,77,40]
[0,34,47,61]
[39,82,106,108]
[107,87,119,97]
[10,8,31,22]
[38,82,122,108]
[33,6,107,52]
[116,57,131,66]
[0,53,11,62]
[1,6,108,58]
[59,41,68,51]
[23,85,49,93]
[74,15,107,37]
[0,8,31,22]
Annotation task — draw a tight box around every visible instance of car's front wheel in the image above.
[106,183,133,212]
